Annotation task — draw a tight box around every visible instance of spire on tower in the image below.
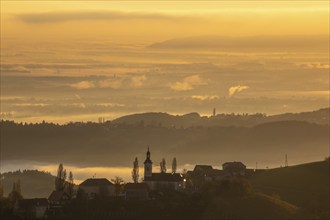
[144,145,152,164]
[144,145,153,178]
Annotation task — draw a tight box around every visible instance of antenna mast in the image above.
[285,154,288,167]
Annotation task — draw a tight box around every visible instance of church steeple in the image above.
[144,145,152,178]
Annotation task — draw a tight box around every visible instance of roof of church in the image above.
[144,173,183,182]
[80,178,113,187]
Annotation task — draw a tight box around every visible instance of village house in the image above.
[222,162,246,176]
[143,147,184,191]
[14,198,48,219]
[125,183,149,200]
[48,190,70,208]
[204,169,225,182]
[79,178,115,199]
[187,165,225,187]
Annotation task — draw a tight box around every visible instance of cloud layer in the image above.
[170,75,207,91]
[229,85,249,97]
[16,11,179,23]
[1,37,328,123]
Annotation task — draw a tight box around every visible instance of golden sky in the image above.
[2,1,329,42]
[1,1,329,123]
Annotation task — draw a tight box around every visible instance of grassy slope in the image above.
[202,193,304,220]
[250,160,330,217]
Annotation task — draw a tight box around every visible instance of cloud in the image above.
[14,103,49,107]
[99,78,123,89]
[191,95,219,101]
[229,85,249,97]
[70,81,95,90]
[299,63,330,69]
[16,11,178,23]
[148,35,329,52]
[72,103,86,109]
[1,65,30,74]
[75,94,82,100]
[70,75,146,90]
[130,75,146,88]
[170,75,207,91]
[96,103,125,107]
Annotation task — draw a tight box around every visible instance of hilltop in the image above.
[1,119,328,168]
[148,35,329,52]
[112,108,329,128]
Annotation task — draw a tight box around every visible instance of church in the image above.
[143,147,184,191]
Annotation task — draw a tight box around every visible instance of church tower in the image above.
[144,146,152,178]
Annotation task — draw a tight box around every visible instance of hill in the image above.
[1,119,328,168]
[65,189,306,220]
[202,193,305,220]
[112,108,329,128]
[0,170,55,198]
[250,160,330,218]
[148,35,329,52]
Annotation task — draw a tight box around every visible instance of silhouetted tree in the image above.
[16,179,21,195]
[132,157,139,183]
[8,180,23,204]
[67,171,74,199]
[111,176,124,196]
[0,182,3,199]
[172,157,177,174]
[160,158,166,173]
[55,163,66,191]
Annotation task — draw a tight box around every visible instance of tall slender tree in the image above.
[132,157,139,183]
[0,183,3,199]
[160,158,167,173]
[8,180,23,204]
[55,163,67,191]
[172,157,177,174]
[0,172,2,199]
[16,179,21,195]
[67,171,74,198]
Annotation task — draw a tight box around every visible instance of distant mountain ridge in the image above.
[148,35,329,51]
[112,108,329,128]
[1,111,328,168]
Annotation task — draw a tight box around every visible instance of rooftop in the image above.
[193,165,213,172]
[80,178,113,187]
[223,162,246,168]
[144,173,183,182]
[48,190,69,201]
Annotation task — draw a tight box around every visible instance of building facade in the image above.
[222,162,246,176]
[143,147,184,191]
[79,178,115,199]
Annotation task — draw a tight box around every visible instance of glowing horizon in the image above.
[1,1,329,123]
